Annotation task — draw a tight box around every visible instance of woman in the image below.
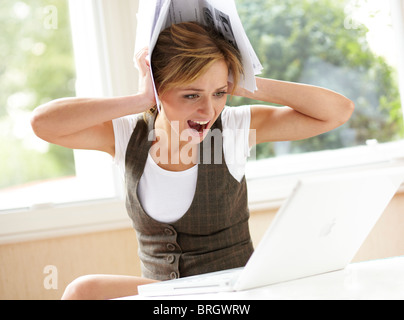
[31,22,354,300]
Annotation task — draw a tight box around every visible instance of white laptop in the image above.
[138,166,404,297]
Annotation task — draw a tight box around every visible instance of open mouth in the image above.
[187,120,210,134]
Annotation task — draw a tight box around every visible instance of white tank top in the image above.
[113,106,252,223]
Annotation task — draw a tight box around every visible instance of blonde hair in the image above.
[151,22,244,100]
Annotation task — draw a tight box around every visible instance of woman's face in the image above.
[158,59,229,145]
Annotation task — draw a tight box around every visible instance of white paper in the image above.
[135,0,263,110]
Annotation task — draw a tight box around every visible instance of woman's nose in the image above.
[197,97,215,118]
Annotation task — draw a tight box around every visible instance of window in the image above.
[0,0,125,211]
[0,0,78,210]
[232,0,404,159]
[0,0,403,242]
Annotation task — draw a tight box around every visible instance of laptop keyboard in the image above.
[171,267,243,287]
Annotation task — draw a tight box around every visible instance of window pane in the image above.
[0,0,76,208]
[233,0,404,159]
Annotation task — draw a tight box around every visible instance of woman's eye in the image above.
[184,94,199,100]
[215,91,227,98]
[184,92,227,100]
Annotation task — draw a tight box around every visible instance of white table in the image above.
[121,256,404,300]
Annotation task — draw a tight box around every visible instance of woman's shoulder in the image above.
[112,113,142,168]
[221,105,251,130]
[113,114,141,136]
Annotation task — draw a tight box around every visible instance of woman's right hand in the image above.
[135,47,157,109]
[31,47,158,157]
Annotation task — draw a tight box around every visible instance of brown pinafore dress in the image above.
[124,110,254,281]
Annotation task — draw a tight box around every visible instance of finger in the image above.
[135,47,149,72]
[135,46,148,58]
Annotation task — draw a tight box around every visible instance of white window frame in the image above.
[0,0,403,244]
[392,0,404,111]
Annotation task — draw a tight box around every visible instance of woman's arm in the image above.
[233,77,355,146]
[31,95,153,156]
[31,48,155,157]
